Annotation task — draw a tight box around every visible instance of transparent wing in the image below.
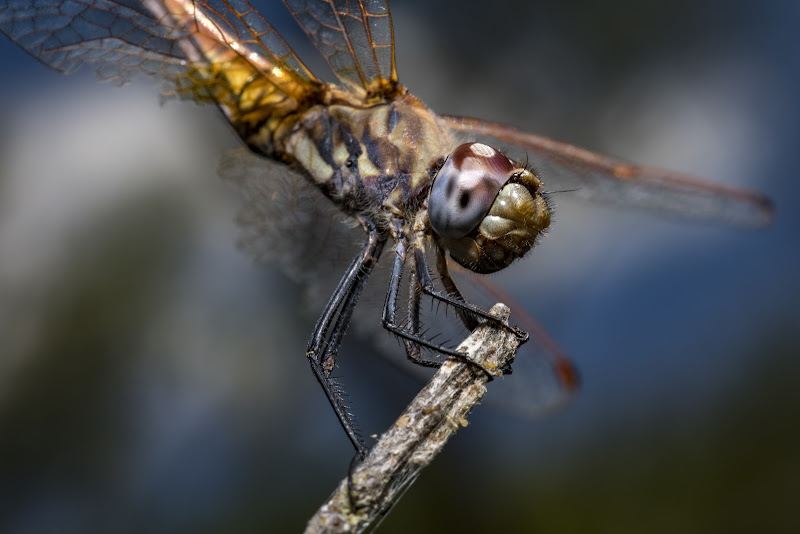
[218,148,363,290]
[283,0,398,96]
[0,0,322,132]
[219,147,396,341]
[440,115,774,227]
[445,263,579,418]
[220,147,577,420]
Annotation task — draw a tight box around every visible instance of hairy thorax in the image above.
[246,91,455,232]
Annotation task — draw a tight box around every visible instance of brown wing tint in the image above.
[441,115,774,227]
[283,0,398,98]
[0,0,323,135]
[448,261,579,418]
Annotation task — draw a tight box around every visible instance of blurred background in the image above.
[0,0,797,532]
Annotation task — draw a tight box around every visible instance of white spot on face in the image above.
[469,143,496,158]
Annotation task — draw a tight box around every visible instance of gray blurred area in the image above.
[0,0,798,532]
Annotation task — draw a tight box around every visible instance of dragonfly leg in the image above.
[307,220,385,458]
[382,237,492,378]
[399,253,445,368]
[434,244,479,331]
[415,245,529,343]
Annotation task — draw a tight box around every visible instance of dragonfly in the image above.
[0,0,774,459]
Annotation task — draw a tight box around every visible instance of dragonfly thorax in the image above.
[277,93,452,225]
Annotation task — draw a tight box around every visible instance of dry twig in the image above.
[305,303,522,533]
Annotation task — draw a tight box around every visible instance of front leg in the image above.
[414,244,529,343]
[381,222,499,379]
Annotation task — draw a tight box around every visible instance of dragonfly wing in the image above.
[0,0,321,132]
[218,148,362,287]
[446,263,580,419]
[440,115,774,227]
[283,0,397,96]
[219,147,408,369]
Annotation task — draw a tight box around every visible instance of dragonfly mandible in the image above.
[0,0,774,458]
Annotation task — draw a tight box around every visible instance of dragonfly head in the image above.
[428,143,551,274]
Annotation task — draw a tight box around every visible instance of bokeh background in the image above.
[1,0,798,532]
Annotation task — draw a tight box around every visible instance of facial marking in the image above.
[469,143,496,158]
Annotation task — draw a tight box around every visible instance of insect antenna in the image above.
[545,187,582,195]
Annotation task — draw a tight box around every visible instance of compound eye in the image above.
[429,143,516,239]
